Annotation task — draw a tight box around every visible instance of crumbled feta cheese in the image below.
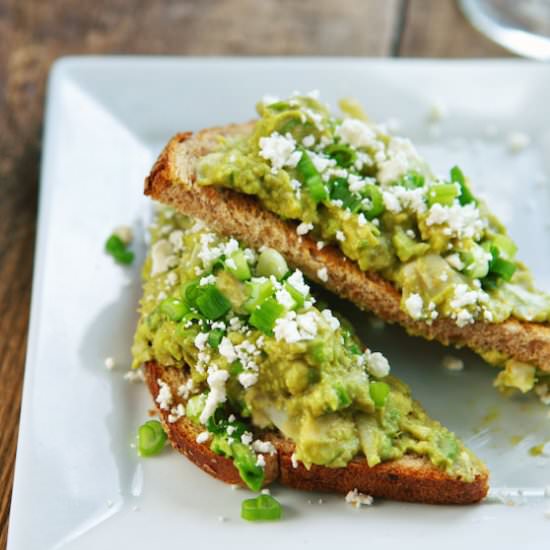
[377,137,420,185]
[194,332,209,351]
[335,230,345,242]
[151,239,176,276]
[168,403,186,423]
[259,132,298,173]
[252,440,277,455]
[336,118,378,149]
[113,225,133,245]
[302,134,315,147]
[199,368,230,424]
[165,271,178,286]
[297,311,318,337]
[404,293,423,320]
[196,431,210,444]
[256,454,266,468]
[178,378,194,399]
[439,271,449,282]
[291,453,299,468]
[321,309,340,330]
[218,337,237,362]
[156,379,173,410]
[507,131,530,153]
[104,357,115,370]
[316,240,326,250]
[442,355,464,372]
[426,203,484,240]
[535,382,550,405]
[446,253,464,271]
[309,151,335,173]
[238,371,258,388]
[317,266,328,282]
[345,488,374,508]
[382,190,402,213]
[200,274,216,286]
[286,270,310,296]
[365,351,390,378]
[124,369,144,383]
[275,288,295,309]
[241,431,253,445]
[296,222,313,236]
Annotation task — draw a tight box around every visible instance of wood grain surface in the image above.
[0,0,510,546]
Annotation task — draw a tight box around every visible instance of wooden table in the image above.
[0,0,510,545]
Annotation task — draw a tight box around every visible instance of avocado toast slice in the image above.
[132,206,488,504]
[144,93,550,401]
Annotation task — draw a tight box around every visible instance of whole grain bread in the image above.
[145,127,550,373]
[144,361,489,504]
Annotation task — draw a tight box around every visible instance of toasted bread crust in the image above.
[145,128,550,373]
[144,362,488,504]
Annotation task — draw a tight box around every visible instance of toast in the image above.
[144,126,550,376]
[144,361,488,504]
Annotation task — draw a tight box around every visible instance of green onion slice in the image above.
[324,143,357,168]
[249,297,285,335]
[241,494,282,522]
[159,297,189,321]
[137,420,167,457]
[105,234,134,265]
[427,183,459,207]
[369,381,390,408]
[232,442,265,492]
[450,166,476,205]
[195,285,232,320]
[225,250,252,281]
[297,150,329,203]
[361,185,385,220]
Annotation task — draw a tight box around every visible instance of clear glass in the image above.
[460,0,550,60]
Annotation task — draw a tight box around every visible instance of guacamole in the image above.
[194,92,550,398]
[132,207,484,488]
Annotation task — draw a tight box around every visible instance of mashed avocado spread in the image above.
[132,207,484,489]
[194,92,550,397]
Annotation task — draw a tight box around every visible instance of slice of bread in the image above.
[145,127,550,373]
[144,361,489,504]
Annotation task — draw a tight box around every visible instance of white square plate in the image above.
[8,57,550,550]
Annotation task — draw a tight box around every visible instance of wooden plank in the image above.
[399,0,512,57]
[0,2,405,547]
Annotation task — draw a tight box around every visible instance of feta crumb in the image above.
[296,222,313,236]
[113,225,133,245]
[317,266,328,282]
[260,488,271,495]
[275,288,295,309]
[124,369,145,383]
[151,239,176,276]
[218,337,237,362]
[252,440,277,455]
[442,355,464,372]
[194,331,209,351]
[241,432,253,445]
[199,274,216,286]
[168,403,186,423]
[259,132,298,173]
[156,379,173,410]
[256,454,266,468]
[302,134,315,147]
[291,453,299,468]
[286,270,310,296]
[165,271,178,286]
[404,293,423,320]
[316,240,325,250]
[104,357,115,370]
[199,369,230,424]
[196,431,210,444]
[446,253,464,271]
[335,230,345,242]
[238,371,258,388]
[365,351,390,378]
[336,118,377,149]
[321,309,340,330]
[507,131,530,153]
[377,137,420,185]
[217,516,227,522]
[345,488,374,508]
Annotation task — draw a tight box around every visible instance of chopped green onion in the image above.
[195,285,232,320]
[206,406,228,434]
[229,359,244,376]
[186,393,207,424]
[181,279,201,307]
[490,254,517,281]
[232,442,265,492]
[241,494,282,522]
[256,248,288,280]
[324,143,357,168]
[361,185,385,220]
[207,328,225,348]
[427,183,459,207]
[225,250,251,281]
[244,279,275,313]
[284,281,306,309]
[491,234,517,260]
[308,341,329,365]
[297,150,328,203]
[137,420,167,457]
[159,297,189,321]
[249,298,285,335]
[369,381,390,408]
[450,165,476,205]
[398,170,425,189]
[267,101,291,112]
[330,178,362,212]
[105,234,134,265]
[334,383,352,408]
